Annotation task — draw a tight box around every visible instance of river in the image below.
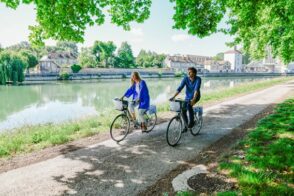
[0,77,273,132]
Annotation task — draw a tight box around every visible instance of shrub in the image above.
[71,64,82,73]
[59,72,70,80]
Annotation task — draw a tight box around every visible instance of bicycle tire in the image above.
[145,113,157,133]
[166,116,183,146]
[190,115,203,136]
[110,114,130,142]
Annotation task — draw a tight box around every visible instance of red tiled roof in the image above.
[224,50,242,54]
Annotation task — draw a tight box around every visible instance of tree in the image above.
[116,42,135,68]
[0,51,26,85]
[136,50,166,68]
[213,53,224,61]
[78,47,96,68]
[2,0,293,63]
[56,41,78,56]
[19,50,39,73]
[92,41,116,68]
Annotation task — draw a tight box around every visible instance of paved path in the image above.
[0,81,293,196]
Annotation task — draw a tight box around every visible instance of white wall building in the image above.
[39,52,77,73]
[204,60,231,73]
[224,47,243,72]
[164,55,206,72]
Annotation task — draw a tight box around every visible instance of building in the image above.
[39,52,77,73]
[204,60,231,73]
[224,47,243,72]
[287,62,294,73]
[164,55,209,72]
[245,47,285,73]
[244,61,271,73]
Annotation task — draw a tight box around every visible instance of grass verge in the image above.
[217,98,294,195]
[0,77,293,158]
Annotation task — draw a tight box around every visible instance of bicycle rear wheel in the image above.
[191,115,203,136]
[110,114,130,142]
[145,113,157,133]
[166,116,183,146]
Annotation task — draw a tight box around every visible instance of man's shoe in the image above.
[188,122,195,128]
[182,127,188,133]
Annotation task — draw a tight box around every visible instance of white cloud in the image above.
[171,34,190,42]
[130,27,144,37]
[130,37,143,44]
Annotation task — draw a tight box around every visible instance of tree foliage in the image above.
[136,50,166,68]
[56,41,78,56]
[212,52,224,61]
[171,0,294,63]
[78,47,96,68]
[0,51,26,85]
[115,42,135,68]
[1,0,292,63]
[92,41,116,67]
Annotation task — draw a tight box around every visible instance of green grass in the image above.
[218,98,294,195]
[0,111,116,158]
[0,77,293,159]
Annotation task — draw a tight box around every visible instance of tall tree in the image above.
[92,41,116,67]
[19,50,39,73]
[0,51,26,84]
[56,41,78,56]
[116,42,135,68]
[1,0,293,62]
[136,50,166,68]
[78,47,96,68]
[213,53,224,61]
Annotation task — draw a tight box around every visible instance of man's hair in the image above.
[188,67,197,75]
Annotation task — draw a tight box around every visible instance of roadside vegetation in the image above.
[0,77,293,158]
[217,98,294,195]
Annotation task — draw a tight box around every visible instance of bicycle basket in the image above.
[170,101,181,112]
[113,98,128,111]
[193,106,203,116]
[147,105,157,115]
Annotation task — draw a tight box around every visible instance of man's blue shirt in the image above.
[177,76,201,101]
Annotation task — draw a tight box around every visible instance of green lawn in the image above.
[218,98,294,195]
[0,77,293,158]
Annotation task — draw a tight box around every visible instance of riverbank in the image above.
[24,68,294,82]
[0,77,293,160]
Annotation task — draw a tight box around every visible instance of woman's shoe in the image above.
[141,123,147,132]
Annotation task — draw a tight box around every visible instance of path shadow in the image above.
[51,102,277,195]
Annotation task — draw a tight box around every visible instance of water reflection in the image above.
[0,77,274,132]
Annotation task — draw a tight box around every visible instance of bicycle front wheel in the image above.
[191,115,203,136]
[110,114,130,142]
[166,116,183,146]
[145,113,157,133]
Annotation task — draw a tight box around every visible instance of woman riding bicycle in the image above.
[121,71,150,132]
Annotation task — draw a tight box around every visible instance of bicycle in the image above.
[110,98,157,142]
[166,99,203,147]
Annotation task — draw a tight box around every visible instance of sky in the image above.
[0,1,234,57]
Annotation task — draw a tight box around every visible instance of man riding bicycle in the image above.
[170,67,201,130]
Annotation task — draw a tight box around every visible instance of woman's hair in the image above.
[131,71,142,85]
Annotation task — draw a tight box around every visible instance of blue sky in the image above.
[0,1,234,56]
